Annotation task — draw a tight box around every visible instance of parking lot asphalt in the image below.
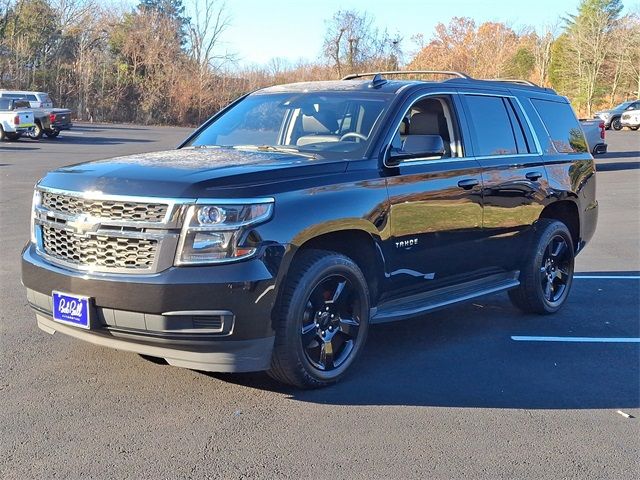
[1,125,638,479]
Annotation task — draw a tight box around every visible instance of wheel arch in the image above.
[539,200,580,250]
[277,227,387,307]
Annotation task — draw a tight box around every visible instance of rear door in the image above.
[459,90,547,272]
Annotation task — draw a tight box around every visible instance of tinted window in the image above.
[531,98,587,153]
[464,95,518,156]
[26,94,37,101]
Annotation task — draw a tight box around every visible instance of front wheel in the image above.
[629,126,639,131]
[509,219,575,314]
[611,117,622,130]
[269,249,370,388]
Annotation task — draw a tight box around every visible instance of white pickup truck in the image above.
[0,98,35,141]
[579,118,607,155]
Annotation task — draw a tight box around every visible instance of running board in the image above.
[371,271,520,324]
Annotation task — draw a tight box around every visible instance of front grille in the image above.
[41,191,168,222]
[42,225,158,270]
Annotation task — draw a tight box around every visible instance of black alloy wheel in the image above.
[300,274,362,372]
[509,219,575,314]
[269,249,370,388]
[539,235,572,304]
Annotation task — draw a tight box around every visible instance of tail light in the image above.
[49,113,56,123]
[13,115,20,125]
[599,121,605,140]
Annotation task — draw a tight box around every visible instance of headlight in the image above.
[175,201,273,265]
[30,189,41,244]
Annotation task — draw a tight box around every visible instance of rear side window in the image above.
[531,98,587,153]
[463,95,519,156]
[26,94,37,101]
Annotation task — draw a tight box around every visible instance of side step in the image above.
[371,271,520,324]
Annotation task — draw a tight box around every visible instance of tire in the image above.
[509,219,575,315]
[30,121,43,140]
[0,126,5,141]
[5,132,20,141]
[45,128,60,138]
[269,249,370,388]
[611,117,622,130]
[629,126,639,131]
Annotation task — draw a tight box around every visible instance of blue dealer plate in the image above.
[52,291,90,329]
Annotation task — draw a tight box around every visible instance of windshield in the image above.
[185,92,394,160]
[614,101,633,110]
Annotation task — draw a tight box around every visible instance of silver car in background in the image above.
[0,90,53,109]
[594,100,640,130]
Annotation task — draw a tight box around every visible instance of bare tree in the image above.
[322,10,399,77]
[532,24,558,86]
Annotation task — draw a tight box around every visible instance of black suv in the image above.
[22,71,598,388]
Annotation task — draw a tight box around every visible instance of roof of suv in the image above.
[257,72,557,96]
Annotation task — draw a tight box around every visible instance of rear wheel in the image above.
[509,219,575,314]
[30,121,43,140]
[629,126,639,131]
[269,249,370,388]
[611,117,622,130]
[5,132,20,141]
[45,128,60,138]
[0,126,5,141]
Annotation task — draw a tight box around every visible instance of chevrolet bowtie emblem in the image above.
[67,215,100,235]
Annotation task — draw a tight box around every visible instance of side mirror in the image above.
[388,134,445,164]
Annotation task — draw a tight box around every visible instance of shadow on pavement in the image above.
[192,274,639,409]
[47,136,153,145]
[596,161,640,172]
[599,150,640,160]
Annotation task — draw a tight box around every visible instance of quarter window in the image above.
[464,95,519,156]
[531,98,587,153]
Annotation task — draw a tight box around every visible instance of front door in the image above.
[381,93,484,299]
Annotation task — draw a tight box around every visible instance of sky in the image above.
[216,0,583,66]
[142,0,636,67]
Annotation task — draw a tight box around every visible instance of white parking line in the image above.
[511,336,640,343]
[574,275,640,279]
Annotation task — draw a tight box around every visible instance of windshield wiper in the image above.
[234,145,318,159]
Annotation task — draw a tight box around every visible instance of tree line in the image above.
[0,0,637,125]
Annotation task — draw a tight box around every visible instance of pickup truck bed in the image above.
[32,108,73,138]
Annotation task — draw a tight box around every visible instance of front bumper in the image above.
[22,244,283,372]
[620,119,639,128]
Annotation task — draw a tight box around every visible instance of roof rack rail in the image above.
[342,70,472,81]
[483,78,541,88]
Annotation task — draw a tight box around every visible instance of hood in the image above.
[39,147,348,198]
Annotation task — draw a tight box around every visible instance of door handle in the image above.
[457,178,479,190]
[525,171,543,181]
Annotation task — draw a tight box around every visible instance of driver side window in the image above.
[390,95,460,160]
